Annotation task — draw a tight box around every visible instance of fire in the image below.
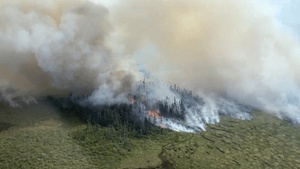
[147,110,167,128]
[148,110,161,118]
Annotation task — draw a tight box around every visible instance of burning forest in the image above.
[57,80,251,133]
[0,0,300,132]
[1,1,300,168]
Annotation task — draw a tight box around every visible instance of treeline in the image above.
[49,80,205,135]
[49,96,163,136]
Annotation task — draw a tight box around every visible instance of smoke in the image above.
[1,0,300,131]
[0,0,139,105]
[110,0,300,123]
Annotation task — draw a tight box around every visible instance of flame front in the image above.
[148,110,161,119]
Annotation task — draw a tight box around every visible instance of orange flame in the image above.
[148,110,161,118]
[146,110,167,129]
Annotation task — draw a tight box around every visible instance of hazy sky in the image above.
[90,0,118,7]
[90,0,300,37]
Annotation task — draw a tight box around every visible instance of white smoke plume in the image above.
[110,0,300,123]
[1,0,300,131]
[0,0,139,105]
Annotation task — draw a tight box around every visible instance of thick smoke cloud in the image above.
[0,0,138,105]
[111,0,300,123]
[1,0,300,126]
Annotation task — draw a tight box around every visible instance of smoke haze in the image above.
[0,0,138,105]
[111,0,300,123]
[1,0,300,127]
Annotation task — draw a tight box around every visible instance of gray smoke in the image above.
[0,0,139,105]
[1,0,300,131]
[109,0,300,123]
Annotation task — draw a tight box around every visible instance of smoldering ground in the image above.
[0,0,300,130]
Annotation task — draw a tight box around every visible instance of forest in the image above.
[50,80,207,135]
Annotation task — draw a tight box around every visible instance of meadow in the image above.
[1,101,300,169]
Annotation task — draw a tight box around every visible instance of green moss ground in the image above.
[159,112,300,168]
[1,102,300,169]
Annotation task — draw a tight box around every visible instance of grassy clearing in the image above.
[1,102,300,169]
[159,112,300,168]
[0,120,95,169]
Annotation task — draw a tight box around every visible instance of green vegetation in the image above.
[159,112,300,168]
[1,101,300,169]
